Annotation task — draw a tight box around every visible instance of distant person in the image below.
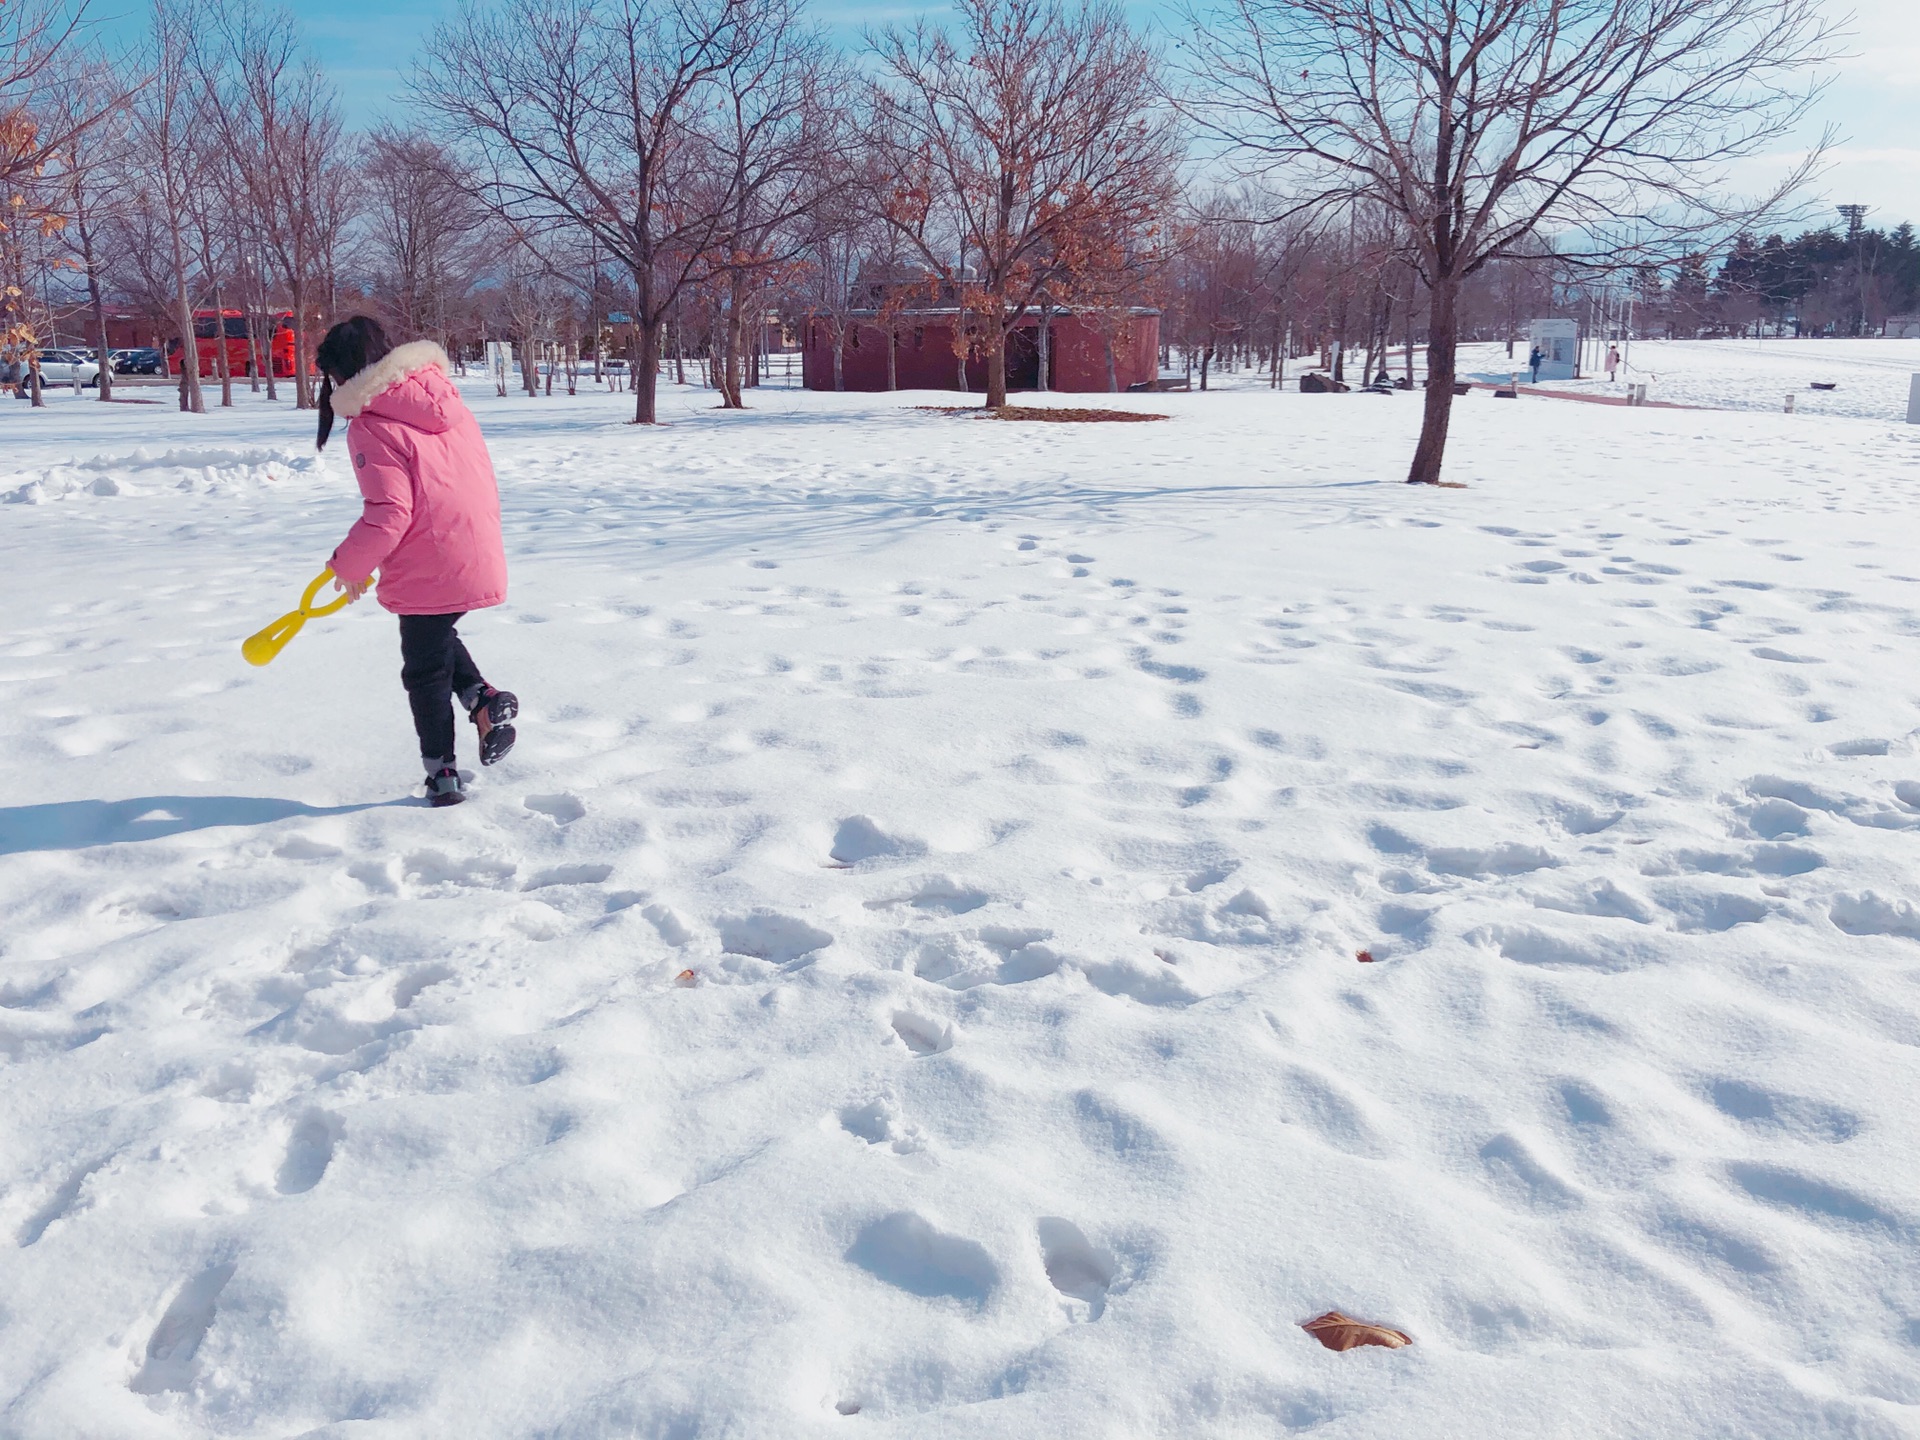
[1606,344,1621,382]
[315,315,517,807]
[1528,345,1544,384]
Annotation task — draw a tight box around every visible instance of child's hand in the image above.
[334,575,371,602]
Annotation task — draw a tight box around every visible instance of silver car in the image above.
[36,349,105,387]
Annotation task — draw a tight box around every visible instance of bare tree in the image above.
[360,127,486,347]
[43,58,137,402]
[702,0,848,408]
[199,3,349,408]
[868,0,1179,409]
[181,102,246,407]
[413,0,771,425]
[1181,0,1836,483]
[0,0,117,190]
[127,0,205,413]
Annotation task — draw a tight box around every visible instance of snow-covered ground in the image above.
[4,366,1920,1437]
[1461,335,1920,420]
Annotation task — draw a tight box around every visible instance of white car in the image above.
[36,349,104,387]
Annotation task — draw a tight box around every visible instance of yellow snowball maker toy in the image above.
[242,569,358,666]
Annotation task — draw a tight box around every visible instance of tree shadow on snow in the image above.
[0,795,402,855]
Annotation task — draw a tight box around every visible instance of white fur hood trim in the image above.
[331,341,450,418]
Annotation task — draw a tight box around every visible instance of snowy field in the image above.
[4,366,1920,1437]
[1462,335,1920,420]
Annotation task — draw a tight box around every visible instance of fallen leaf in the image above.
[674,969,698,987]
[1355,949,1376,963]
[1301,1311,1412,1351]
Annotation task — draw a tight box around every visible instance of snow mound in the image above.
[3,444,325,503]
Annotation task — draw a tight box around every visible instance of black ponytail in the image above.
[317,374,336,450]
[313,314,393,451]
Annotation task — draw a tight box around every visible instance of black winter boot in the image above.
[464,685,518,766]
[425,762,465,807]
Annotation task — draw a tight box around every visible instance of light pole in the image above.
[1838,204,1869,337]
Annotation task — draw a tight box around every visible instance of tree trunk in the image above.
[1404,283,1416,386]
[170,224,204,415]
[82,233,113,403]
[720,288,746,408]
[290,279,311,409]
[885,328,896,391]
[212,284,233,407]
[1104,336,1117,393]
[831,319,844,391]
[1407,280,1459,486]
[985,319,1007,408]
[247,300,263,392]
[718,284,744,408]
[259,282,276,399]
[1037,307,1051,392]
[1199,345,1212,391]
[633,319,662,424]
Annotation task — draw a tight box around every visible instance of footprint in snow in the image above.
[864,878,990,915]
[828,815,923,866]
[130,1263,236,1394]
[524,792,586,824]
[1726,1163,1900,1231]
[524,862,614,890]
[18,1158,106,1247]
[847,1212,996,1306]
[718,912,833,964]
[1706,1079,1860,1143]
[275,1111,338,1195]
[890,1010,952,1055]
[1828,891,1920,939]
[838,1096,925,1154]
[1080,959,1197,1007]
[403,850,517,889]
[1038,1218,1119,1320]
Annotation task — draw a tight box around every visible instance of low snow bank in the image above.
[3,444,327,504]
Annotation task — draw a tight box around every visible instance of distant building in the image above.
[802,307,1161,393]
[1884,315,1920,339]
[46,302,160,351]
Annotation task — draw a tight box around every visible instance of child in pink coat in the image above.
[316,316,516,807]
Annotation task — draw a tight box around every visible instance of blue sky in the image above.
[91,0,1920,229]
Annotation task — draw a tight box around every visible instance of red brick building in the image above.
[802,307,1160,393]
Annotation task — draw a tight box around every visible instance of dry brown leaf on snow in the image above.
[1301,1311,1413,1351]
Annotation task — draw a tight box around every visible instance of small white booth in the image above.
[1526,319,1579,382]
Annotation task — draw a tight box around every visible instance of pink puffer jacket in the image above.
[327,342,508,616]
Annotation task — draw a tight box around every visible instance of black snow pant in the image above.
[399,612,486,767]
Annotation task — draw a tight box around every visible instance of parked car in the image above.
[113,347,166,375]
[36,349,104,387]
